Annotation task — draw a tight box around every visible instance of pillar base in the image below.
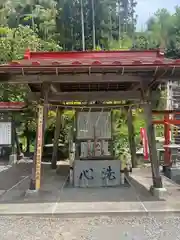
[150,186,167,199]
[152,176,163,188]
[69,167,73,185]
[25,189,39,197]
[9,154,17,165]
[29,179,36,191]
[51,163,57,169]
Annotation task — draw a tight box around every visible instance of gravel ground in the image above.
[1,214,180,240]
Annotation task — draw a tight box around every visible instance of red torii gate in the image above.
[152,110,180,166]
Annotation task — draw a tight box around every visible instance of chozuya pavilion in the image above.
[0,49,180,195]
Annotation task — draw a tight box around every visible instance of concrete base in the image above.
[0,190,6,196]
[25,189,39,197]
[150,187,167,199]
[9,154,17,165]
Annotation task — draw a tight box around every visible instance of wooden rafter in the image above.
[0,74,143,84]
[28,91,142,102]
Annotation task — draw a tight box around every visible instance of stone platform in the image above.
[0,161,180,216]
[164,166,180,182]
[129,167,180,200]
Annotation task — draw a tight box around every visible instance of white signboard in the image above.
[77,111,111,139]
[0,122,11,145]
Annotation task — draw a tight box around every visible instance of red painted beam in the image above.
[0,102,26,109]
[152,110,180,115]
[24,49,162,60]
[153,119,180,125]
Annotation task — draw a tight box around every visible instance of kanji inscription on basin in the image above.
[74,160,121,187]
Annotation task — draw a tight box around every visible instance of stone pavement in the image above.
[1,182,180,217]
[0,162,67,203]
[0,161,31,191]
[1,200,180,217]
[0,162,180,216]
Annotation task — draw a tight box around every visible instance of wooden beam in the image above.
[29,91,142,101]
[29,105,44,191]
[51,108,62,169]
[3,74,142,84]
[126,106,137,168]
[164,114,171,166]
[143,102,163,188]
[14,125,21,157]
[49,91,142,101]
[27,92,39,102]
[41,83,50,145]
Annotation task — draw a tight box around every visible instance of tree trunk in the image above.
[80,0,85,50]
[118,0,121,43]
[91,0,96,49]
